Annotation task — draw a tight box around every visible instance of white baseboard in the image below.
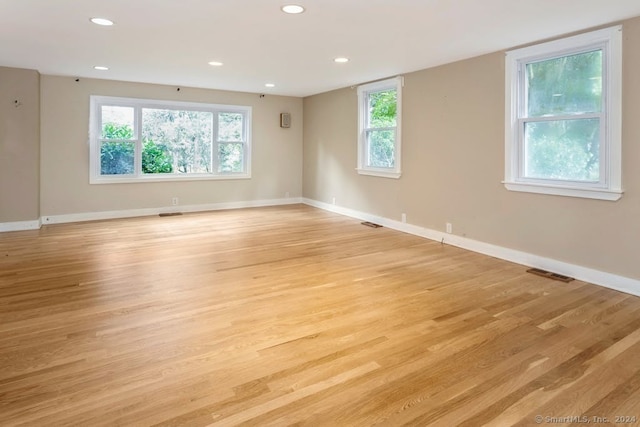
[303,198,640,297]
[0,219,41,232]
[34,197,302,226]
[1,199,302,231]
[6,198,638,297]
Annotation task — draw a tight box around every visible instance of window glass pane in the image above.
[142,109,213,174]
[218,143,244,173]
[526,50,602,117]
[367,129,395,168]
[101,106,135,139]
[368,90,397,127]
[524,118,600,181]
[218,113,244,141]
[100,141,134,175]
[142,141,174,174]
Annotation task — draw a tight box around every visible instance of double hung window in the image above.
[357,77,403,178]
[504,26,622,200]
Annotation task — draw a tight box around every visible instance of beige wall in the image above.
[40,76,303,216]
[303,17,640,281]
[0,67,40,223]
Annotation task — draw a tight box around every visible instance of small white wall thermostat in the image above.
[280,113,291,128]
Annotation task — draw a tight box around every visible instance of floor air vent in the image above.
[527,268,574,283]
[159,212,183,217]
[361,221,383,228]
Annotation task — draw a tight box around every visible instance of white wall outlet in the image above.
[401,213,407,223]
[446,222,452,234]
[285,191,290,198]
[332,197,336,205]
[172,197,179,206]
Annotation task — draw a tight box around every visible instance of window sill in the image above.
[91,173,251,184]
[356,168,401,179]
[503,181,622,201]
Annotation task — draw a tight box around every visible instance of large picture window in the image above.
[357,77,403,179]
[90,96,251,183]
[504,26,622,200]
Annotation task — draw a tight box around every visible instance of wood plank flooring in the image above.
[1,204,640,426]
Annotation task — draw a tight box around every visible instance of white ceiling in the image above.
[2,1,640,97]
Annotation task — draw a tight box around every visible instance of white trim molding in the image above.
[0,220,41,232]
[503,181,623,201]
[2,198,302,232]
[303,197,640,297]
[41,197,303,225]
[355,168,402,179]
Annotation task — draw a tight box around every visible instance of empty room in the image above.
[2,1,640,425]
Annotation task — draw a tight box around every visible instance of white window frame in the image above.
[357,76,403,179]
[504,26,622,201]
[89,95,252,184]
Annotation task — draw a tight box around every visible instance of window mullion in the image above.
[135,107,143,177]
[212,111,220,174]
[242,112,248,173]
[600,43,609,186]
[518,61,527,119]
[365,125,397,132]
[522,112,602,123]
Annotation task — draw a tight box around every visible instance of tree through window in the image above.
[90,96,251,183]
[504,26,622,201]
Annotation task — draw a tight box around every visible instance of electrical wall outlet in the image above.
[446,222,452,234]
[332,197,336,205]
[285,191,290,198]
[172,197,179,206]
[401,213,407,223]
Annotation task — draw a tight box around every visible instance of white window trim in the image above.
[504,26,622,201]
[89,95,252,184]
[357,76,403,179]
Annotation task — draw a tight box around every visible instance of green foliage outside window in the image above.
[100,123,174,175]
[525,50,602,181]
[369,90,397,127]
[142,109,213,174]
[367,90,397,168]
[100,140,134,175]
[141,140,174,174]
[218,143,243,173]
[103,122,134,139]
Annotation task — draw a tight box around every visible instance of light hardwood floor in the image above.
[1,205,640,426]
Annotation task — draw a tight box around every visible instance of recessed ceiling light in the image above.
[281,5,305,14]
[94,66,109,71]
[90,18,114,26]
[265,83,275,88]
[208,61,224,67]
[334,57,349,63]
